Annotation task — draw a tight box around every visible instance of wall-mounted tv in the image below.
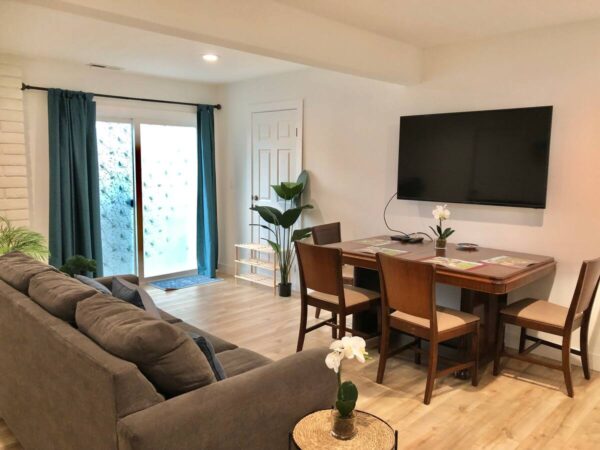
[397,106,553,208]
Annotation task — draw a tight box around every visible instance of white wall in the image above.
[216,20,600,365]
[20,57,218,238]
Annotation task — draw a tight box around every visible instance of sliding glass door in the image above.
[139,124,197,278]
[96,117,197,279]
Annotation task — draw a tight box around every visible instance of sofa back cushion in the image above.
[76,294,216,397]
[29,270,97,324]
[0,251,57,293]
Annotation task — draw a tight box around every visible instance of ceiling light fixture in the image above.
[202,54,219,63]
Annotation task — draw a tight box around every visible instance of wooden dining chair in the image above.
[311,222,354,319]
[376,253,480,405]
[295,241,380,352]
[493,257,600,397]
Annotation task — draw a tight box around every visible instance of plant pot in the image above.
[331,410,356,440]
[278,282,292,297]
[435,238,447,250]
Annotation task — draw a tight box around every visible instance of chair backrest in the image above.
[295,241,343,298]
[312,222,342,245]
[377,253,437,330]
[568,257,600,319]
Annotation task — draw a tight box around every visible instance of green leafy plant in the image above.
[60,255,97,277]
[250,171,313,289]
[0,216,49,260]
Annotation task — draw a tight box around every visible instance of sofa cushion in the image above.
[0,251,56,293]
[76,294,216,397]
[75,275,112,295]
[29,270,97,324]
[111,277,162,319]
[217,348,272,378]
[193,336,227,381]
[173,321,238,354]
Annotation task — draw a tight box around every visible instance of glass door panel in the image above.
[140,124,198,278]
[96,121,137,276]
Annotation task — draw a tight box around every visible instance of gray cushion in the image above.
[192,336,227,381]
[159,309,182,324]
[75,275,112,295]
[173,321,238,354]
[29,270,97,324]
[112,277,161,319]
[0,251,56,293]
[217,348,272,378]
[76,294,216,397]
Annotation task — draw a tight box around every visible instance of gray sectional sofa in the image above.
[0,253,336,450]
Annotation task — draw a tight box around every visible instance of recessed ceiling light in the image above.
[203,54,219,63]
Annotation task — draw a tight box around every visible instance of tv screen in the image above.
[397,106,553,208]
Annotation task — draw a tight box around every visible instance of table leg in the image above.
[352,267,380,335]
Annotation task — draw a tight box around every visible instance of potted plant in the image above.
[325,336,369,440]
[250,171,312,297]
[59,255,97,277]
[429,204,455,249]
[0,216,49,260]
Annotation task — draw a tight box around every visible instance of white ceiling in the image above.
[276,0,600,48]
[0,1,304,84]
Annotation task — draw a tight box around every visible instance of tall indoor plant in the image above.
[0,216,49,260]
[250,171,312,297]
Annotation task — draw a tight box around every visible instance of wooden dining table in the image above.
[325,236,556,365]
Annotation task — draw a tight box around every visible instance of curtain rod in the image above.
[21,83,221,110]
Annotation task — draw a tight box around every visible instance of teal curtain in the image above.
[48,89,103,274]
[196,105,218,277]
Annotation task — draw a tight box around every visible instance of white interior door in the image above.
[251,106,302,244]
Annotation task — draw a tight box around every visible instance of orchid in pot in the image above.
[429,204,455,250]
[325,336,369,440]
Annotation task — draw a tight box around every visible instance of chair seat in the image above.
[308,284,379,308]
[500,298,579,330]
[391,306,479,332]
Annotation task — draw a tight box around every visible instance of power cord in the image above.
[383,191,433,241]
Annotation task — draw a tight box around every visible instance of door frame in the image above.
[248,99,304,243]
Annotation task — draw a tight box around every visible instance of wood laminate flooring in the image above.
[1,276,599,449]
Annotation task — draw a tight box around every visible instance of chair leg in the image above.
[493,317,505,376]
[581,316,591,380]
[424,341,438,405]
[315,307,321,319]
[338,314,346,339]
[296,302,308,352]
[562,334,574,397]
[519,327,527,353]
[331,313,337,339]
[471,325,480,387]
[376,317,390,384]
[414,337,421,365]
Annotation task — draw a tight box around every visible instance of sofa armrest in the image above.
[94,274,139,290]
[117,347,337,450]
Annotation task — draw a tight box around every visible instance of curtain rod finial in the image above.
[21,83,27,91]
[215,104,222,110]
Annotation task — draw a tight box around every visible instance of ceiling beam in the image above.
[22,0,422,85]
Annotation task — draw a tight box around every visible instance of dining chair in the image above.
[295,241,380,352]
[311,222,354,319]
[493,257,600,397]
[376,253,480,405]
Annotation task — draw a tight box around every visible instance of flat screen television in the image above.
[397,106,553,208]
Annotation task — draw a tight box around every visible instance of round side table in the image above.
[290,410,397,450]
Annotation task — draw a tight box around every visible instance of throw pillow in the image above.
[111,277,161,319]
[76,294,216,397]
[75,275,112,295]
[193,336,227,381]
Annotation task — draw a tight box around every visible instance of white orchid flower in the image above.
[325,351,343,373]
[433,204,450,221]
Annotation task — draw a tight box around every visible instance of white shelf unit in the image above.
[234,243,278,294]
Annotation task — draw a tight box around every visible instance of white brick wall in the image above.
[0,57,29,227]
